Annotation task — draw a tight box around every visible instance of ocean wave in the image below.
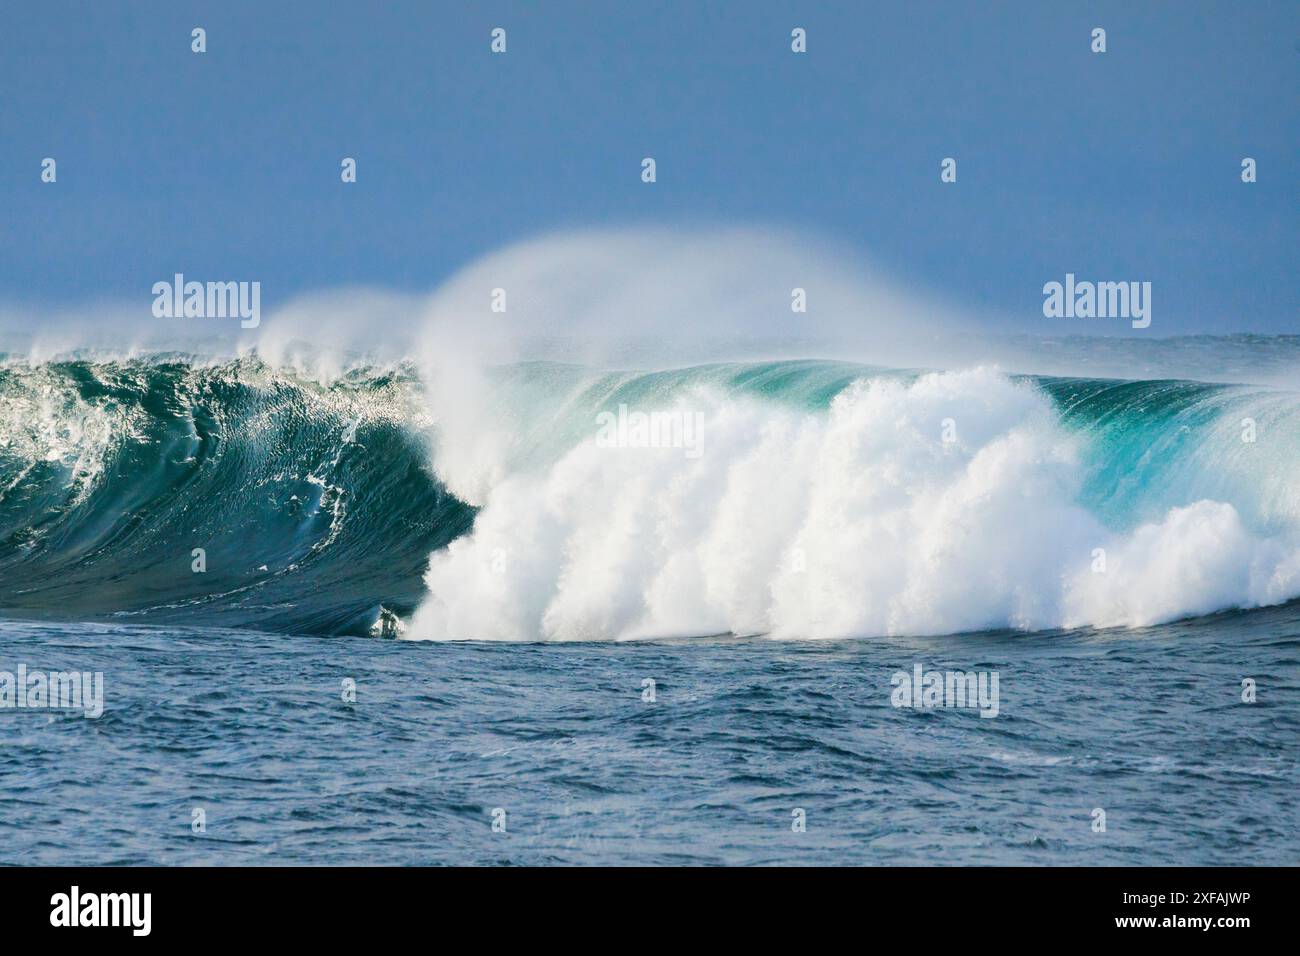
[1,354,1297,639]
[0,356,468,634]
[413,363,1300,640]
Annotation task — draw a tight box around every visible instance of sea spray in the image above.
[411,367,1300,641]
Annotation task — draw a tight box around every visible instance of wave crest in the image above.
[411,367,1300,640]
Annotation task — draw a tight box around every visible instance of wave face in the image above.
[0,357,469,634]
[1,354,1298,639]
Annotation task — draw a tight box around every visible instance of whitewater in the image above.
[2,351,1297,640]
[416,360,1300,640]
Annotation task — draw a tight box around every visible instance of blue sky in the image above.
[1,0,1296,334]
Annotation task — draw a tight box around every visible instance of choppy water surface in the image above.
[1,606,1296,865]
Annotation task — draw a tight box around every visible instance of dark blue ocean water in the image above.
[2,603,1296,866]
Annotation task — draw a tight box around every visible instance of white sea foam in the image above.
[0,365,136,505]
[409,368,1300,641]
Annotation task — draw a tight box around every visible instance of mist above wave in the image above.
[3,227,1298,639]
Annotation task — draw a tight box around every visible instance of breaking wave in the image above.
[4,351,1295,639]
[412,361,1300,640]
